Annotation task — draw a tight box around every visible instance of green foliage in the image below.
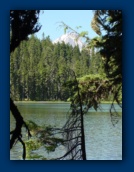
[25,140,47,160]
[79,31,88,37]
[10,34,105,101]
[65,74,116,111]
[25,120,64,159]
[45,138,64,153]
[91,10,122,83]
[10,14,121,103]
[90,10,122,106]
[25,120,39,131]
[10,12,122,160]
[25,140,41,151]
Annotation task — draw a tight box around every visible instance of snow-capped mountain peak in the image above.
[53,32,85,51]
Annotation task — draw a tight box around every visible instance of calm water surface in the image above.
[10,102,122,160]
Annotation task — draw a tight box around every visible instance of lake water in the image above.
[10,102,122,160]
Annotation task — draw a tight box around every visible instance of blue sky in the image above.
[36,10,98,41]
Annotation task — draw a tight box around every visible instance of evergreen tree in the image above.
[90,10,122,105]
[91,10,122,84]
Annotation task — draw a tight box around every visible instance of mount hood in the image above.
[53,32,85,51]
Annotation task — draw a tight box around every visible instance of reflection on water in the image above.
[10,102,122,160]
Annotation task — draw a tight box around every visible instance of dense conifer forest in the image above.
[10,34,104,101]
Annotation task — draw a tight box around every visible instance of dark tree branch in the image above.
[10,98,31,160]
[10,10,41,159]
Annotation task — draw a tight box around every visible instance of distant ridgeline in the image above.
[10,34,113,101]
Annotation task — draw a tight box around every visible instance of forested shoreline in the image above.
[10,34,104,101]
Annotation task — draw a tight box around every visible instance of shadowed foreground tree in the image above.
[90,10,122,121]
[10,10,41,53]
[56,70,86,160]
[10,10,41,159]
[91,10,122,83]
